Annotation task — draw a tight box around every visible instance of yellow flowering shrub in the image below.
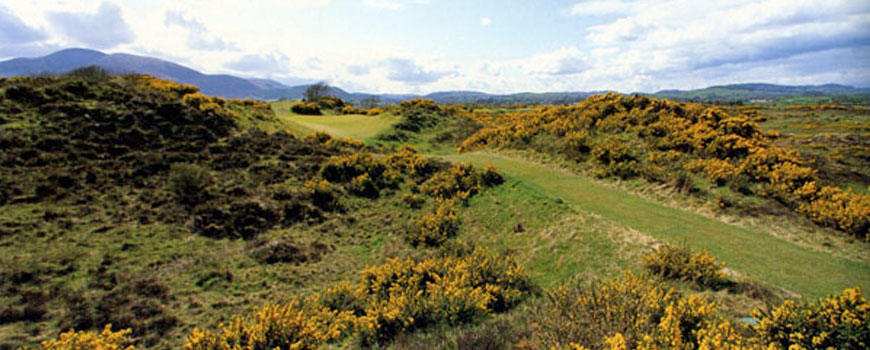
[799,186,870,239]
[407,199,460,246]
[351,247,531,345]
[384,144,439,179]
[320,153,392,189]
[367,107,385,116]
[753,287,870,350]
[292,101,322,115]
[129,74,198,96]
[186,248,531,348]
[642,244,728,289]
[40,325,134,350]
[419,162,485,202]
[183,300,353,350]
[303,179,342,211]
[529,272,717,350]
[536,276,868,350]
[340,105,365,115]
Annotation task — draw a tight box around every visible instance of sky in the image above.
[1,0,869,94]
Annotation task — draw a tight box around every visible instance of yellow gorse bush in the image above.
[534,273,869,350]
[753,287,870,350]
[40,325,134,350]
[531,272,717,350]
[642,244,728,289]
[184,300,353,350]
[408,199,460,246]
[184,247,531,348]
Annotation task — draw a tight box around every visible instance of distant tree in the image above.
[304,82,331,102]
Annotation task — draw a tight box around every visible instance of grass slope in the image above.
[271,101,400,140]
[276,102,869,298]
[445,152,870,298]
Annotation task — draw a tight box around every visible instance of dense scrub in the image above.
[184,247,532,349]
[458,93,870,239]
[45,273,868,350]
[527,273,869,350]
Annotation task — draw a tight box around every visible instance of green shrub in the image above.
[167,163,212,206]
[481,165,504,187]
[304,179,342,211]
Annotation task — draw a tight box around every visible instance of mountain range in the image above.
[2,48,869,104]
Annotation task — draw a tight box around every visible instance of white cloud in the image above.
[364,0,403,10]
[524,46,589,76]
[480,17,492,26]
[271,0,331,7]
[570,0,635,16]
[564,0,870,91]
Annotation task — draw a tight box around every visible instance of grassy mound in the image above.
[0,75,502,349]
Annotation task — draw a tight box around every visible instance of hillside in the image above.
[0,74,510,349]
[2,75,869,350]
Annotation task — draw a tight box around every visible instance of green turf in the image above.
[444,152,870,298]
[271,101,401,140]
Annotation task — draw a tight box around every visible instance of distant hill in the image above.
[2,48,868,105]
[0,48,324,100]
[652,83,870,103]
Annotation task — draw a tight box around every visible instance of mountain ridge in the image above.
[2,48,869,104]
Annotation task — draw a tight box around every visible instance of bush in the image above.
[349,173,379,198]
[340,105,365,115]
[642,244,728,289]
[352,248,531,345]
[481,165,504,187]
[304,179,342,212]
[419,163,483,202]
[367,107,385,116]
[318,96,346,110]
[292,102,322,115]
[528,272,716,350]
[752,287,870,350]
[408,200,460,247]
[40,325,135,350]
[400,193,425,209]
[184,301,352,350]
[167,163,212,206]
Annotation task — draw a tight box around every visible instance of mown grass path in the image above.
[445,152,870,298]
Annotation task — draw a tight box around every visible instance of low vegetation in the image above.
[0,74,501,348]
[642,244,728,290]
[3,75,868,350]
[528,273,869,350]
[184,247,532,349]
